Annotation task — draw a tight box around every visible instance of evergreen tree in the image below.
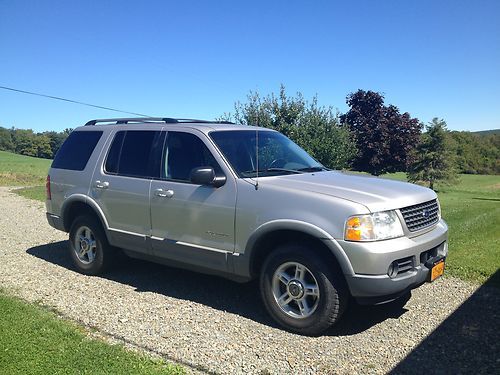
[407,118,458,190]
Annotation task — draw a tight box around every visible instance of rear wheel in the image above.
[260,244,348,336]
[69,216,116,275]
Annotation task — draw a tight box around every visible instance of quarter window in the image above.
[52,131,103,171]
[104,131,125,174]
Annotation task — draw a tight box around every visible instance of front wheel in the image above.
[260,244,348,336]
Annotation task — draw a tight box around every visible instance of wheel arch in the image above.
[61,195,109,238]
[244,220,354,279]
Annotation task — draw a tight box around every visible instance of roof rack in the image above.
[84,117,234,126]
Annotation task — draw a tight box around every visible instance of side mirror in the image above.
[190,167,226,188]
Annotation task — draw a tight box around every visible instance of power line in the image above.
[0,85,151,117]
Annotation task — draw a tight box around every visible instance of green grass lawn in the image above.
[433,176,499,287]
[0,150,51,185]
[0,291,184,375]
[14,185,46,201]
[0,150,49,201]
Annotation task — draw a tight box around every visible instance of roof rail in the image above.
[84,117,234,126]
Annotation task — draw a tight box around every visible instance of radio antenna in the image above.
[255,108,259,190]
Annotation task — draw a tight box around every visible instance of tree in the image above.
[43,131,68,156]
[449,131,500,175]
[8,128,55,159]
[407,118,458,190]
[221,85,357,169]
[340,90,422,175]
[0,127,14,151]
[12,129,38,157]
[36,135,53,158]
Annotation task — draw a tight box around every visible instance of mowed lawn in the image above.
[0,150,51,185]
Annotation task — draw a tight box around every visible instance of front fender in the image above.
[233,219,354,279]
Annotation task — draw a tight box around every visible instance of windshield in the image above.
[209,130,326,178]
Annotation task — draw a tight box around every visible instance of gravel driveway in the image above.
[0,187,498,374]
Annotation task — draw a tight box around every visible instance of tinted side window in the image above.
[104,131,125,174]
[164,132,222,181]
[117,131,161,178]
[52,131,102,171]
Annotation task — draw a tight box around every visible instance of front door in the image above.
[150,130,236,272]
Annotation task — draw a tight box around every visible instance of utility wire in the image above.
[0,85,151,117]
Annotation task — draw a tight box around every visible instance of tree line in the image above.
[1,86,498,187]
[0,126,72,159]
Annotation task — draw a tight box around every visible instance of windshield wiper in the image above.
[242,168,303,176]
[267,168,303,174]
[296,166,329,172]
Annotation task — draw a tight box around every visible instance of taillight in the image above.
[46,175,51,200]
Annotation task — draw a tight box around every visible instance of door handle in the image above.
[155,188,174,198]
[95,180,109,189]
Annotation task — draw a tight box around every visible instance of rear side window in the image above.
[105,130,162,178]
[52,131,103,171]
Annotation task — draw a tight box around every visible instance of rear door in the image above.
[90,128,164,253]
[149,130,237,272]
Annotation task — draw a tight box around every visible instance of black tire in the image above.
[69,215,116,276]
[260,244,348,336]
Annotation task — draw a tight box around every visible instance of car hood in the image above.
[262,171,437,212]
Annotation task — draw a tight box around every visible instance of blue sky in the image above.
[0,0,499,132]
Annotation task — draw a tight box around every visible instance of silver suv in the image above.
[46,117,448,335]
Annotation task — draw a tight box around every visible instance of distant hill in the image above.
[473,129,500,136]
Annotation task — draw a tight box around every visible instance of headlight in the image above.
[344,210,404,241]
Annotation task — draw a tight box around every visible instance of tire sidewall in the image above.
[69,216,107,275]
[260,245,346,335]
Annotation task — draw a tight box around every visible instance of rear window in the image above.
[52,131,103,171]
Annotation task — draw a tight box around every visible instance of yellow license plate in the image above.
[430,260,445,281]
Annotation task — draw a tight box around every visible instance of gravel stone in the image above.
[0,187,498,374]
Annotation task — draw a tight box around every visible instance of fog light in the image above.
[388,261,399,278]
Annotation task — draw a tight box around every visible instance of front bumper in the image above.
[339,219,448,304]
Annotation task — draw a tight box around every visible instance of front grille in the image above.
[400,199,439,232]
